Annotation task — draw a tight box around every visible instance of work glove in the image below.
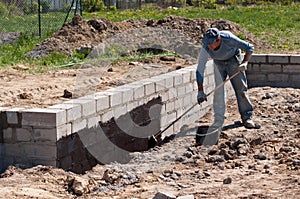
[197,91,207,104]
[239,61,248,72]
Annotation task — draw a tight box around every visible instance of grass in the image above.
[0,4,299,71]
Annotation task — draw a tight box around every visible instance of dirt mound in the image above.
[27,15,271,59]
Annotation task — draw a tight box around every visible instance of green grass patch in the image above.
[1,4,299,71]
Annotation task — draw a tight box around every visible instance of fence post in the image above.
[38,0,41,37]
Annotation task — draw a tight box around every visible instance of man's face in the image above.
[208,38,221,51]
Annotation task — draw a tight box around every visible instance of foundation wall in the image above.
[1,54,299,173]
[247,54,300,88]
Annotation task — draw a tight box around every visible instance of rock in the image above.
[254,153,267,160]
[223,177,232,184]
[69,176,92,196]
[153,192,176,199]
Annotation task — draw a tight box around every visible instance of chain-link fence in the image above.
[0,0,188,38]
[0,0,82,38]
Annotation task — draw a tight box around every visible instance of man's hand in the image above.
[197,91,207,104]
[239,61,248,72]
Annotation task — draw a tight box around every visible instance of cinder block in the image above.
[131,83,144,100]
[290,55,300,64]
[73,98,96,117]
[23,144,57,159]
[3,143,24,156]
[173,72,183,86]
[291,74,300,82]
[87,115,100,129]
[260,64,282,72]
[22,108,66,128]
[185,83,193,94]
[16,128,32,142]
[178,70,191,83]
[165,101,175,113]
[6,108,24,125]
[282,64,300,73]
[101,109,113,123]
[163,74,174,88]
[0,107,10,112]
[150,76,166,92]
[102,89,123,107]
[249,63,261,72]
[3,128,13,142]
[250,54,267,63]
[72,118,87,133]
[247,74,267,82]
[183,94,192,107]
[141,79,155,96]
[177,85,186,97]
[168,87,177,100]
[94,93,110,112]
[49,103,81,122]
[33,125,71,141]
[113,105,127,119]
[268,73,289,82]
[268,54,289,64]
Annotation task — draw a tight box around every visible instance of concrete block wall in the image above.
[247,54,300,88]
[0,59,237,173]
[1,54,299,173]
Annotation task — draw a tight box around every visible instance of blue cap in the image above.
[203,28,220,45]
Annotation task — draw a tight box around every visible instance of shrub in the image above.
[23,1,39,14]
[41,0,51,13]
[0,2,8,17]
[191,0,217,8]
[82,0,105,12]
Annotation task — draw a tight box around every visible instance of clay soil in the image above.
[0,16,299,198]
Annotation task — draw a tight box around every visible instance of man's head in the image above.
[203,28,221,50]
[203,28,220,45]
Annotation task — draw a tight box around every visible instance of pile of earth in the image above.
[27,14,272,59]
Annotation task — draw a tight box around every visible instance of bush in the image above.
[23,1,39,14]
[82,0,105,12]
[191,0,217,8]
[0,2,8,17]
[41,0,51,13]
[7,4,22,15]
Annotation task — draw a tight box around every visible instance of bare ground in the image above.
[0,16,300,198]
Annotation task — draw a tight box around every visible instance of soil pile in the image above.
[27,15,271,59]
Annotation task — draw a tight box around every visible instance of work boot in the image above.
[243,119,260,129]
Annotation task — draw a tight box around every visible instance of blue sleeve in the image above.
[196,47,209,83]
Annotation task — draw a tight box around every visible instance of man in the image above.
[196,27,259,129]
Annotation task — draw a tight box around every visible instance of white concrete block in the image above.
[49,103,82,122]
[94,93,110,112]
[22,108,66,127]
[72,118,87,133]
[74,98,96,117]
[177,85,186,97]
[87,115,100,129]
